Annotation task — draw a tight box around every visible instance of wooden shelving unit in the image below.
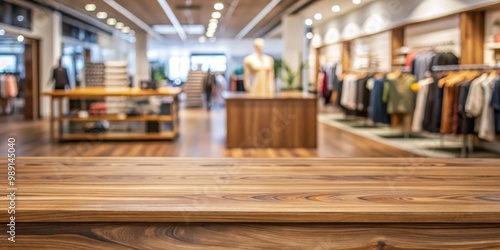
[43,87,183,142]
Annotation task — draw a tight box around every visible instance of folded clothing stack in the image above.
[89,102,106,116]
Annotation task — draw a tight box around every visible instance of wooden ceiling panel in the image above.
[217,0,267,38]
[114,0,170,26]
[245,0,296,38]
[46,0,300,39]
[49,0,143,31]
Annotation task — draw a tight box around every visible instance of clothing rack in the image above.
[431,64,499,157]
[432,64,500,72]
[412,41,457,50]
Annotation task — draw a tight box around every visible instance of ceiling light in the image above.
[115,22,124,29]
[209,19,218,24]
[206,33,214,38]
[17,35,24,42]
[0,29,4,36]
[198,36,206,43]
[305,19,313,26]
[214,3,224,10]
[96,12,108,19]
[17,15,24,22]
[122,26,130,33]
[314,13,322,20]
[331,5,341,12]
[211,12,221,19]
[353,0,361,4]
[306,32,313,39]
[85,4,96,11]
[208,23,217,28]
[107,18,117,25]
[210,37,216,43]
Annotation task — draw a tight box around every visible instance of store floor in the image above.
[0,107,419,157]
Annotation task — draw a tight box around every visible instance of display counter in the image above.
[42,87,182,142]
[2,157,499,248]
[222,91,317,148]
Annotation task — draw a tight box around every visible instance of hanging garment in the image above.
[6,75,18,98]
[478,76,497,141]
[369,76,390,124]
[413,52,436,81]
[0,74,7,98]
[411,78,433,133]
[491,79,500,134]
[455,81,475,134]
[340,74,359,110]
[384,74,417,115]
[465,73,488,118]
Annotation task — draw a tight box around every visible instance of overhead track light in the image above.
[96,12,108,19]
[214,3,224,10]
[85,4,96,11]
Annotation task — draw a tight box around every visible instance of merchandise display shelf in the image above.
[56,115,175,122]
[43,87,182,142]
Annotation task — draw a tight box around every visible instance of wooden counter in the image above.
[42,87,182,142]
[1,157,500,249]
[223,91,317,148]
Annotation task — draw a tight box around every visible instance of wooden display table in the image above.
[42,87,182,141]
[223,91,317,148]
[1,158,499,248]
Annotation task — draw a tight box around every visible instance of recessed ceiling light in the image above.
[305,19,313,26]
[211,12,221,19]
[314,13,322,20]
[331,5,341,12]
[306,32,313,39]
[209,37,216,43]
[209,19,218,24]
[208,22,217,28]
[198,36,206,43]
[353,0,361,4]
[96,12,108,19]
[17,35,24,42]
[115,22,124,29]
[85,4,96,11]
[17,15,24,22]
[0,29,5,36]
[214,3,224,11]
[206,33,214,38]
[122,26,130,33]
[107,18,117,25]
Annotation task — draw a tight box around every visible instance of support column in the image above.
[282,15,305,91]
[134,31,150,88]
[460,11,485,65]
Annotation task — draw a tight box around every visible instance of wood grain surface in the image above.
[225,95,317,148]
[1,223,500,249]
[42,87,183,98]
[1,157,499,223]
[1,157,500,249]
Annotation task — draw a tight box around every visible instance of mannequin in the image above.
[243,38,275,95]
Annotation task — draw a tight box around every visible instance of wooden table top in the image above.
[42,87,183,98]
[1,157,500,223]
[222,91,317,100]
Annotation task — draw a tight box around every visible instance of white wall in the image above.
[351,31,392,71]
[485,8,500,65]
[404,15,461,56]
[312,0,499,47]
